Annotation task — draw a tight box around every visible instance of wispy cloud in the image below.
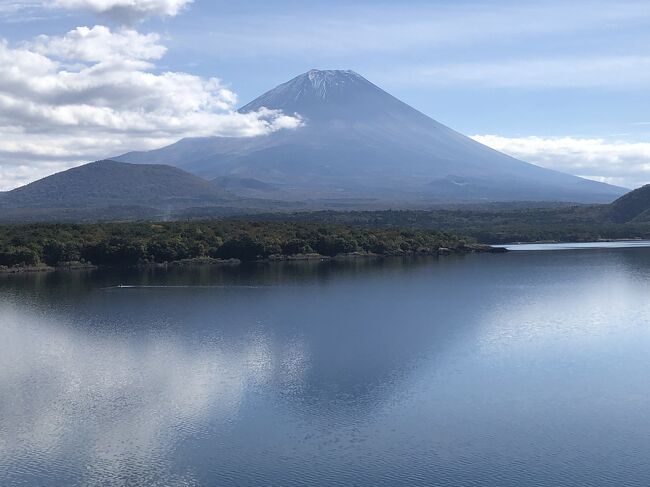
[188,1,650,58]
[472,134,650,188]
[386,56,650,89]
[0,0,193,21]
[0,1,44,21]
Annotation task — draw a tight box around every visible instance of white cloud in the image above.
[51,0,193,22]
[0,25,302,190]
[31,24,166,62]
[394,56,650,89]
[472,134,650,189]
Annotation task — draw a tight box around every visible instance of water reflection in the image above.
[2,258,460,485]
[3,252,650,486]
[0,305,309,485]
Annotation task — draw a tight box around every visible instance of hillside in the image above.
[608,184,650,222]
[116,69,625,204]
[0,160,231,211]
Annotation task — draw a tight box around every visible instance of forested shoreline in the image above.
[241,208,650,244]
[5,202,650,272]
[0,220,494,271]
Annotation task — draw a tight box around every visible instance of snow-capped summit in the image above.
[305,69,365,86]
[239,69,386,121]
[304,69,367,97]
[307,68,360,83]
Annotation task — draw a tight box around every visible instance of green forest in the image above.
[244,208,650,244]
[0,220,476,270]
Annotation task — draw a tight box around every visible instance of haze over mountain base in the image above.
[118,69,624,204]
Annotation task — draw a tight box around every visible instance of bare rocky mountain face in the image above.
[117,69,624,204]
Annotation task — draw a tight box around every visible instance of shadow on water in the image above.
[0,255,452,293]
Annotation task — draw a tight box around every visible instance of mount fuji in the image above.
[115,69,624,204]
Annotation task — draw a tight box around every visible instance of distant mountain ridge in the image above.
[0,158,646,227]
[116,69,625,204]
[0,160,231,210]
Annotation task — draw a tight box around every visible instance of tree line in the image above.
[243,208,650,244]
[0,220,469,269]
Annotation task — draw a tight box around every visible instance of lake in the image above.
[503,240,650,251]
[3,249,650,486]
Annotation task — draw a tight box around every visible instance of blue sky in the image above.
[1,0,650,189]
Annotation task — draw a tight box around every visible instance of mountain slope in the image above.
[0,160,231,210]
[116,69,625,204]
[608,184,650,222]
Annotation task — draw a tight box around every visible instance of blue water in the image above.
[2,251,650,486]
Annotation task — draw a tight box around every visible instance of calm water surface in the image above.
[3,250,650,486]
